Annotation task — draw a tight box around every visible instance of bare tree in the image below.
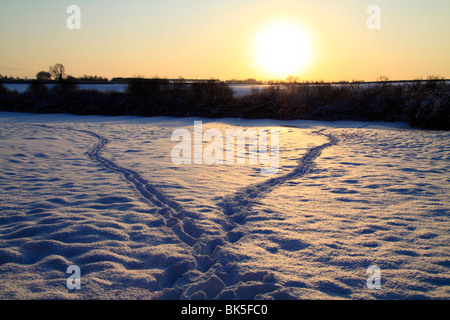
[286,75,299,84]
[376,75,389,82]
[286,75,299,91]
[49,64,65,81]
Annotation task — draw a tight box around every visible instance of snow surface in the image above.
[0,112,448,299]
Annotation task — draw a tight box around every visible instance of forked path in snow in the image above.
[76,127,338,298]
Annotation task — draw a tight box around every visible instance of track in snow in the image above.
[78,129,199,248]
[76,127,338,298]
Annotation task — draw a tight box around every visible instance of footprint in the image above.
[269,237,309,252]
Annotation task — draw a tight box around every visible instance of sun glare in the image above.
[254,21,312,79]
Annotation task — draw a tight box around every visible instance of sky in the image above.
[0,0,449,81]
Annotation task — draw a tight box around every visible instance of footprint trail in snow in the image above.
[75,127,338,299]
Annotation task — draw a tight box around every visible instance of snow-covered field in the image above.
[0,112,448,300]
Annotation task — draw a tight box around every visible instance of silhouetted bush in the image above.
[26,80,49,99]
[0,82,7,95]
[127,78,170,98]
[0,78,448,130]
[36,71,52,81]
[188,80,234,117]
[77,75,109,82]
[53,77,78,95]
[407,87,450,130]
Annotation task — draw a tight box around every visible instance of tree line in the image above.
[0,64,448,130]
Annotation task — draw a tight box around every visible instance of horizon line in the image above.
[1,76,449,85]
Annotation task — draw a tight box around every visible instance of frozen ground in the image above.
[0,112,448,299]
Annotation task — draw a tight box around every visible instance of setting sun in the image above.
[253,21,313,79]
